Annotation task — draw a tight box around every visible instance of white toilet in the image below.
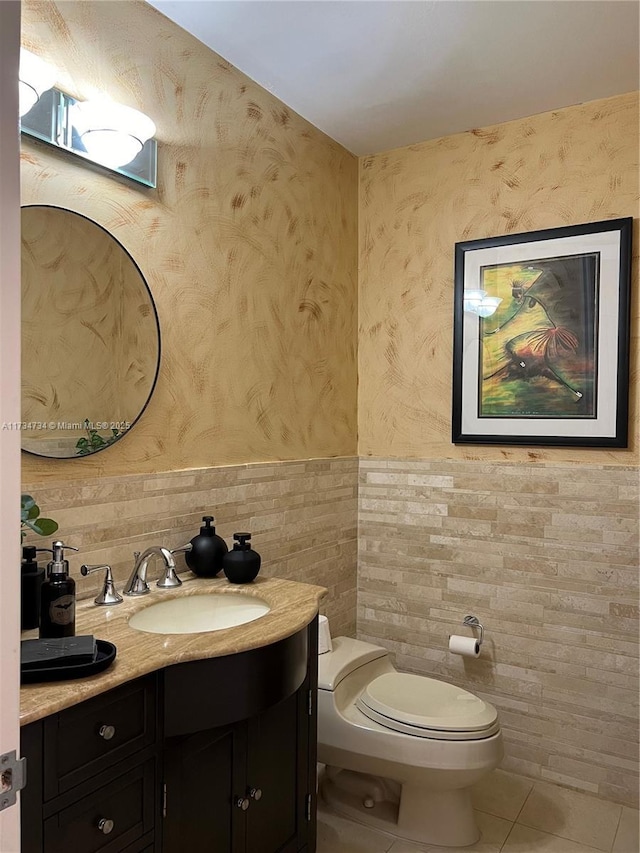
[317,636,503,848]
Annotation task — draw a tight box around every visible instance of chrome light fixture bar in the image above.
[20,87,157,188]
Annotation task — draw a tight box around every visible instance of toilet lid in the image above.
[356,673,499,739]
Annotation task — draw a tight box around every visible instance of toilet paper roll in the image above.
[318,615,333,654]
[448,634,481,658]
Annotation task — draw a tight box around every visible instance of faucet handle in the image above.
[156,549,182,590]
[80,564,123,606]
[142,545,182,590]
[170,543,193,556]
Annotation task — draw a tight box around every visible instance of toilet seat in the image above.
[356,673,499,741]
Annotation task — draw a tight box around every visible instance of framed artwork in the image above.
[452,218,632,447]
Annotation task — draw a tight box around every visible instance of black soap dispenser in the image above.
[39,541,79,639]
[223,533,261,584]
[21,545,45,631]
[185,515,228,578]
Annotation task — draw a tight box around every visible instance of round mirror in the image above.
[21,205,161,458]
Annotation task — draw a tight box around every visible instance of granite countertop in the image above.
[20,574,327,726]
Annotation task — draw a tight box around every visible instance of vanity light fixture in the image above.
[463,289,502,318]
[70,99,156,169]
[20,62,157,187]
[19,49,56,117]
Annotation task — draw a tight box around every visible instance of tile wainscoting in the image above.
[23,456,358,638]
[23,454,638,807]
[358,458,639,807]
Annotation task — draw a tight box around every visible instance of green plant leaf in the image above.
[32,518,58,536]
[20,493,58,541]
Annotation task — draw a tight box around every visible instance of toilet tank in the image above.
[318,636,388,691]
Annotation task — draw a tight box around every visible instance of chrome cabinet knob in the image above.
[97,817,114,834]
[98,724,116,741]
[249,787,262,801]
[235,797,250,811]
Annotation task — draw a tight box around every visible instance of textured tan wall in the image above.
[359,93,639,464]
[21,0,358,480]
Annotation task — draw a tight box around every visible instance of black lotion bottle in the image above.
[185,516,228,578]
[21,546,45,631]
[40,541,78,639]
[223,533,261,584]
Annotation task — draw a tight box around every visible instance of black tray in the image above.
[20,640,117,684]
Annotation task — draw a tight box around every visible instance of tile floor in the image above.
[317,770,639,853]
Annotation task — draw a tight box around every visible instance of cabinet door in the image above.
[163,724,245,853]
[245,690,303,853]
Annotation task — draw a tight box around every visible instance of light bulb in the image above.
[70,100,156,168]
[19,48,56,117]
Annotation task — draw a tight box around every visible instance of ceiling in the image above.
[147,0,639,155]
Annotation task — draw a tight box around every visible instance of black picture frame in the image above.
[452,218,632,447]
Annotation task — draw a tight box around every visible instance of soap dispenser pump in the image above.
[223,533,261,584]
[39,541,79,639]
[21,545,45,631]
[185,515,228,578]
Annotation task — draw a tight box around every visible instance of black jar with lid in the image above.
[185,516,228,577]
[222,533,261,584]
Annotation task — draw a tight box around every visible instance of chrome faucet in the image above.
[123,546,182,596]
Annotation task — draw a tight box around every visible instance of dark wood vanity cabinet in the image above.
[21,675,161,853]
[20,619,318,853]
[161,621,317,853]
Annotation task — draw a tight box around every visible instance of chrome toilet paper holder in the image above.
[462,615,484,646]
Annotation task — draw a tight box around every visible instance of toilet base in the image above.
[320,766,481,848]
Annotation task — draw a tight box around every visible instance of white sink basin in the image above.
[128,593,270,635]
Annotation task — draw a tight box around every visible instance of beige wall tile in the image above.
[24,456,358,637]
[358,458,639,807]
[540,769,600,795]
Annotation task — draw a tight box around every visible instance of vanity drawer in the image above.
[43,759,155,853]
[43,675,157,800]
